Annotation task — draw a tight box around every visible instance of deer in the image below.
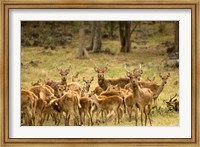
[91,86,104,96]
[51,90,81,126]
[127,72,153,126]
[29,85,57,103]
[146,76,155,82]
[31,79,55,94]
[90,93,123,125]
[139,73,170,108]
[166,93,179,111]
[72,72,80,82]
[79,96,93,126]
[124,64,143,90]
[45,65,71,97]
[82,76,94,93]
[94,64,130,90]
[21,89,38,126]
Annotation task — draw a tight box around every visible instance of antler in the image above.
[169,93,177,102]
[123,63,130,73]
[94,64,99,72]
[90,76,94,82]
[83,77,86,82]
[103,63,108,72]
[167,72,170,78]
[56,66,61,71]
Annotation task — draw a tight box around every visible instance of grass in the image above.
[21,23,179,126]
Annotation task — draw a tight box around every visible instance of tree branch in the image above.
[130,22,140,35]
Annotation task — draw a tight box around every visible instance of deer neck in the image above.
[131,83,140,98]
[155,81,165,97]
[91,94,100,108]
[98,78,107,90]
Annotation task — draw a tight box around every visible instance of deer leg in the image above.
[83,112,86,126]
[133,105,138,126]
[154,98,158,110]
[140,106,144,126]
[101,111,104,123]
[117,108,121,124]
[144,106,148,126]
[148,104,152,126]
[88,109,93,126]
[127,106,132,122]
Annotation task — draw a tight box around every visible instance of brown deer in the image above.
[72,72,80,82]
[166,93,179,111]
[51,90,80,126]
[45,65,71,97]
[139,73,170,108]
[83,77,94,92]
[79,96,93,126]
[146,76,155,82]
[127,72,153,126]
[31,79,55,94]
[124,64,143,90]
[91,86,104,96]
[21,89,38,126]
[29,85,57,103]
[90,93,123,125]
[94,64,130,90]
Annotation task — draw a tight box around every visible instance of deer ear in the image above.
[159,73,162,78]
[116,84,120,90]
[167,73,170,77]
[91,76,94,82]
[126,72,132,78]
[103,66,108,72]
[83,77,86,82]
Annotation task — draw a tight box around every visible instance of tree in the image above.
[109,21,115,39]
[87,21,102,53]
[119,21,131,53]
[79,21,89,58]
[119,21,140,53]
[174,21,179,52]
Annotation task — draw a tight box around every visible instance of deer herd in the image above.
[21,64,171,126]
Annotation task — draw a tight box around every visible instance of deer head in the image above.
[159,73,170,85]
[31,79,42,86]
[124,64,143,81]
[94,64,108,80]
[132,64,143,81]
[57,84,68,97]
[56,65,71,78]
[72,72,80,82]
[106,84,120,92]
[83,76,94,92]
[146,76,155,82]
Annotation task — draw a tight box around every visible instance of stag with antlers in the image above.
[127,72,153,126]
[45,65,71,97]
[94,64,130,90]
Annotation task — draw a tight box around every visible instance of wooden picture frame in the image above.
[0,0,199,146]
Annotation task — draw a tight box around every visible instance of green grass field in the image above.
[21,23,179,126]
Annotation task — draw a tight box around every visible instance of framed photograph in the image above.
[1,0,199,146]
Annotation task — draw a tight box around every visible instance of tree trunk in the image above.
[87,21,102,52]
[92,22,102,52]
[119,21,131,53]
[109,22,114,39]
[87,22,95,50]
[174,21,179,52]
[79,21,89,58]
